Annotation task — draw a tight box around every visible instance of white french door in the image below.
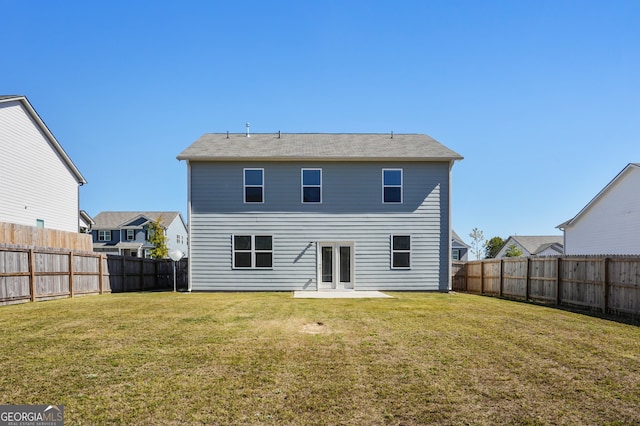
[317,242,354,290]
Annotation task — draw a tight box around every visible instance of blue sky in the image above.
[2,0,639,245]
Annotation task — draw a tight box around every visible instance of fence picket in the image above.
[452,255,640,318]
[0,245,188,306]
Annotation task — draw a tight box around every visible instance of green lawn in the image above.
[0,292,638,425]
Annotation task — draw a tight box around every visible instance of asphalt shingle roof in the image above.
[177,133,463,162]
[510,236,564,254]
[92,211,182,229]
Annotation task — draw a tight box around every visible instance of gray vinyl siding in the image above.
[189,161,450,291]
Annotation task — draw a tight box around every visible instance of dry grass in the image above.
[0,291,638,425]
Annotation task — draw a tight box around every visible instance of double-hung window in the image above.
[452,249,460,261]
[233,235,273,269]
[126,229,135,241]
[301,168,322,203]
[98,230,112,241]
[391,235,411,269]
[383,169,403,203]
[244,168,264,203]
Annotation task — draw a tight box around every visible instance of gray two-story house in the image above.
[91,211,188,258]
[177,133,462,292]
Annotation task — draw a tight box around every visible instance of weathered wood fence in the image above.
[452,256,640,318]
[0,222,93,251]
[0,246,188,306]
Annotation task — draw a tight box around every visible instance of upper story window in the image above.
[233,235,273,269]
[126,229,135,241]
[244,168,264,203]
[98,230,112,241]
[383,169,403,203]
[452,249,460,261]
[391,235,411,269]
[301,168,322,203]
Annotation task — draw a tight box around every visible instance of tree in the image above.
[148,217,168,259]
[469,227,485,260]
[484,236,505,259]
[504,244,523,257]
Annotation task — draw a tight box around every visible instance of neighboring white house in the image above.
[91,211,188,258]
[494,235,564,258]
[558,163,640,255]
[0,95,86,232]
[178,132,463,292]
[79,210,94,234]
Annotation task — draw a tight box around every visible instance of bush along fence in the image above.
[0,245,188,306]
[452,256,640,318]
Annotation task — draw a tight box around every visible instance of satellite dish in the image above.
[169,249,183,261]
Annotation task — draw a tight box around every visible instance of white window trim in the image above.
[301,168,322,204]
[390,234,411,269]
[382,168,403,204]
[98,230,112,241]
[232,234,273,269]
[243,168,265,204]
[126,229,135,241]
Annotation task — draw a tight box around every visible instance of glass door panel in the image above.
[321,246,333,283]
[339,246,351,283]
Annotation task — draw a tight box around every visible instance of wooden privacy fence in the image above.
[0,246,188,306]
[452,256,640,318]
[0,222,93,251]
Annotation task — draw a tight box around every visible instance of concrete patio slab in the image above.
[293,290,393,299]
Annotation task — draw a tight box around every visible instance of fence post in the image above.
[602,257,610,314]
[525,257,530,302]
[29,249,36,302]
[464,261,469,292]
[139,258,144,290]
[555,257,562,306]
[99,254,104,294]
[480,261,485,295]
[499,259,504,298]
[68,250,74,298]
[122,256,127,292]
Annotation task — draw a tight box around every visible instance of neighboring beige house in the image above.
[495,235,563,258]
[0,95,86,232]
[558,163,640,255]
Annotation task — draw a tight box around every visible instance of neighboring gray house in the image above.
[0,95,86,232]
[558,163,640,255]
[92,211,188,258]
[452,230,469,261]
[494,235,563,258]
[177,132,463,292]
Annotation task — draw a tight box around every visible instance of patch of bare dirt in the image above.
[300,322,330,334]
